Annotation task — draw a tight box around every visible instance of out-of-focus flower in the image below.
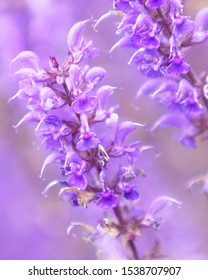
[97,0,208,149]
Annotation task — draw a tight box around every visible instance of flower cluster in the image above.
[97,0,208,147]
[10,19,146,210]
[10,19,181,259]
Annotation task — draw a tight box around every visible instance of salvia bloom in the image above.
[96,0,208,148]
[10,19,181,259]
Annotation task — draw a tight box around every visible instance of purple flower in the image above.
[151,113,203,148]
[40,87,64,111]
[122,184,140,200]
[112,121,143,156]
[69,193,80,207]
[131,48,165,78]
[173,16,195,38]
[35,115,71,149]
[133,13,154,36]
[64,152,88,189]
[10,51,49,81]
[59,188,80,206]
[72,94,97,114]
[167,55,190,75]
[97,188,119,209]
[67,170,88,190]
[140,34,160,49]
[76,130,100,151]
[76,114,100,151]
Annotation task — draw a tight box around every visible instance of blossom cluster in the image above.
[98,0,208,148]
[10,19,140,210]
[10,18,181,259]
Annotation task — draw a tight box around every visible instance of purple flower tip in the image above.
[123,185,140,200]
[145,0,168,9]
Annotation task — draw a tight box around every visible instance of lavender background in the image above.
[0,0,208,259]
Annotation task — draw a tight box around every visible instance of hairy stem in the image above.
[113,206,140,260]
[185,70,208,110]
[157,8,172,38]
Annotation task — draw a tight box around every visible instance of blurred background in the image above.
[0,0,208,260]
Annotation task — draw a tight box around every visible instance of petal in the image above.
[39,152,64,178]
[96,85,115,109]
[167,58,190,75]
[109,36,134,53]
[141,35,160,49]
[8,89,27,102]
[67,19,92,54]
[10,51,41,72]
[174,17,195,37]
[113,0,131,12]
[59,188,80,206]
[124,190,139,200]
[136,78,162,98]
[42,137,62,150]
[85,66,106,85]
[68,64,82,92]
[42,180,67,197]
[147,196,182,217]
[176,134,196,148]
[145,0,168,9]
[19,78,38,96]
[195,7,208,32]
[150,113,187,131]
[115,121,136,145]
[105,113,119,128]
[13,111,41,130]
[12,67,38,79]
[97,195,118,209]
[65,151,82,165]
[67,222,95,236]
[76,135,100,151]
[72,95,97,114]
[94,11,113,31]
[67,173,87,189]
[43,115,62,126]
